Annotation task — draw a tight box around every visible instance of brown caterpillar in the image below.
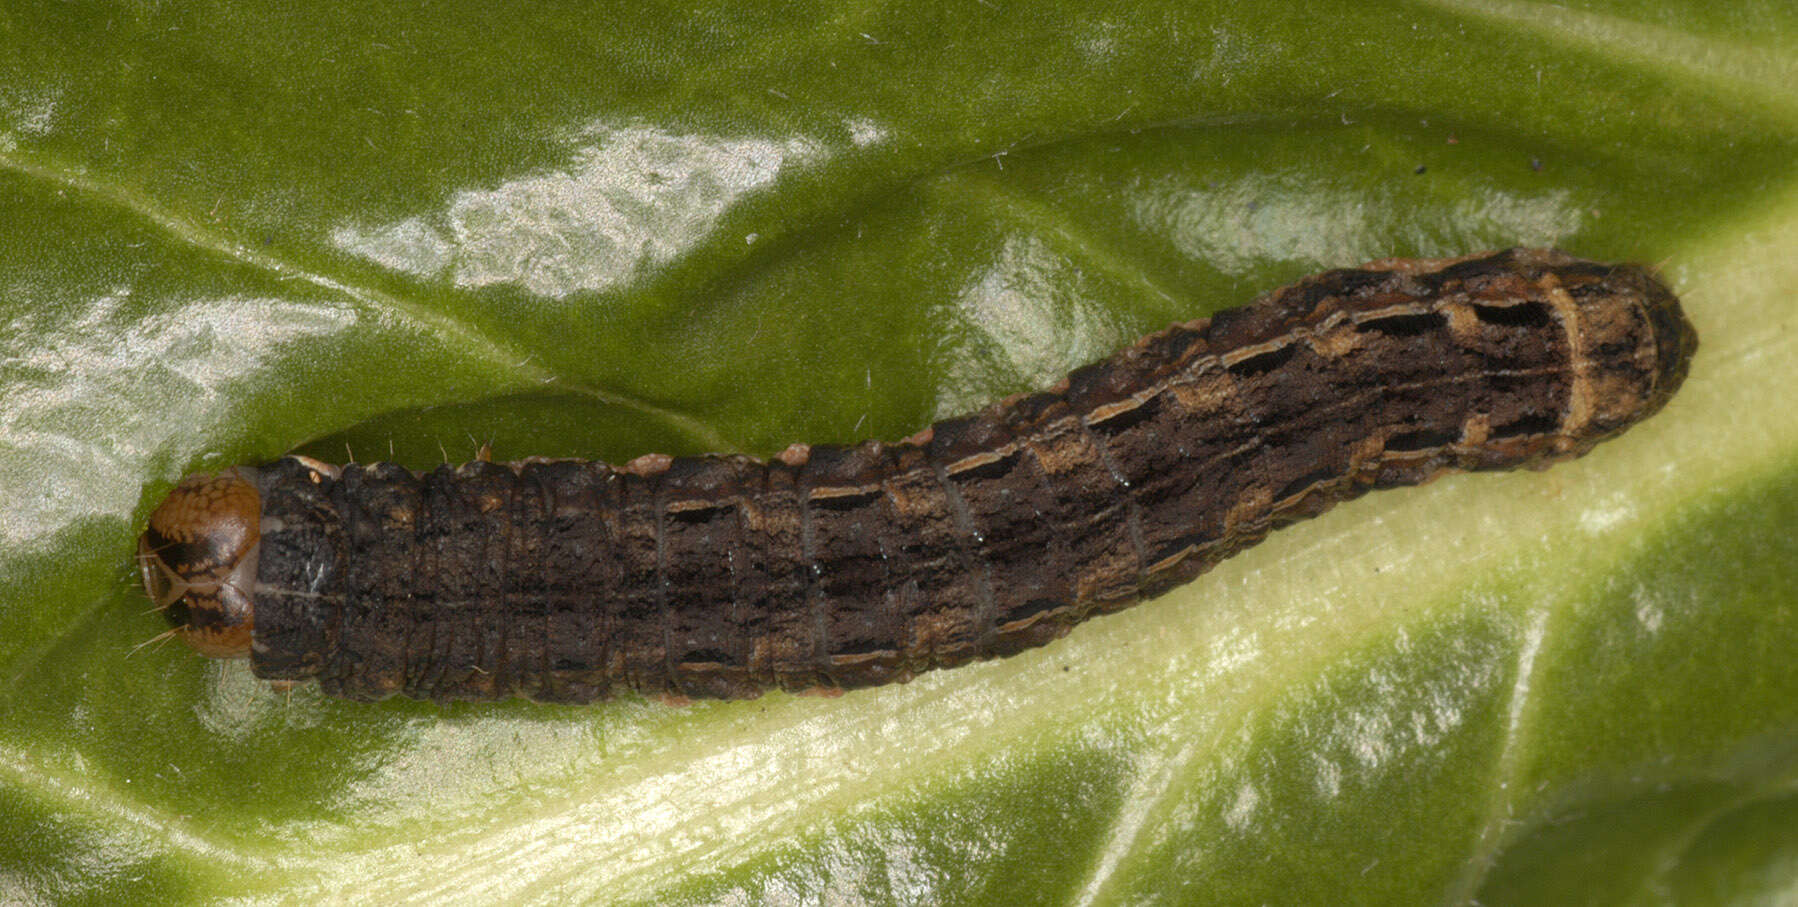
[138,248,1696,703]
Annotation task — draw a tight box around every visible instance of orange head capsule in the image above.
[138,467,262,658]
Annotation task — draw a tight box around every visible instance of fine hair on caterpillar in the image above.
[138,248,1698,703]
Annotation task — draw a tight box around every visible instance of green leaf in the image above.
[3,1,1796,902]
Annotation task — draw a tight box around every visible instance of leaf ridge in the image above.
[0,147,739,453]
[0,739,290,876]
[1428,0,1798,122]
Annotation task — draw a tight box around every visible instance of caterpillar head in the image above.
[138,467,261,658]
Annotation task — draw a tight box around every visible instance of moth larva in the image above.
[139,248,1697,703]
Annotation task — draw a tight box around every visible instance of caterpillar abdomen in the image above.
[138,248,1698,703]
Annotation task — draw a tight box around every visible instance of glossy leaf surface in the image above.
[2,2,1796,902]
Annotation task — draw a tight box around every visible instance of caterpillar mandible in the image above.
[138,248,1697,703]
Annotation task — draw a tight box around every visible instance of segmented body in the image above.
[140,248,1697,703]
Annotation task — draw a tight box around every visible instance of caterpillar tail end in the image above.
[138,467,261,659]
[1638,264,1700,413]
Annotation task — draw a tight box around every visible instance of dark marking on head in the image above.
[138,467,262,658]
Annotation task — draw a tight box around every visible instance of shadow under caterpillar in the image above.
[138,248,1697,703]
